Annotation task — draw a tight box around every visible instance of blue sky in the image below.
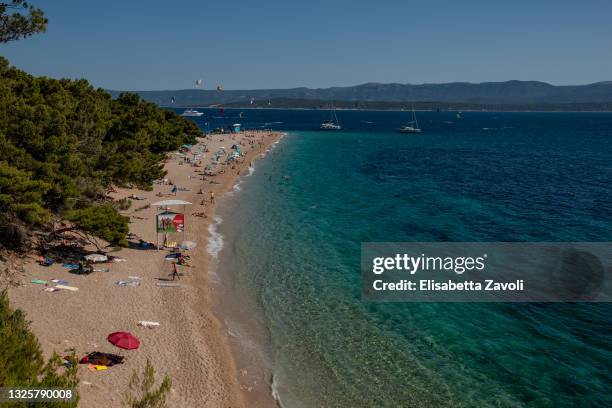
[1,0,611,90]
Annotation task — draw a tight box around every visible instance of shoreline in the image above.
[208,135,287,408]
[6,130,284,407]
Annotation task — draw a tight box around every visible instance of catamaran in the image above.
[398,106,422,133]
[181,108,204,117]
[320,107,341,130]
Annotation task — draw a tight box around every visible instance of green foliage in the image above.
[123,359,172,408]
[0,56,199,242]
[66,204,130,247]
[0,161,50,225]
[0,290,79,407]
[113,197,132,211]
[0,1,48,43]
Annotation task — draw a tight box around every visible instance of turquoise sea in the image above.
[183,110,612,407]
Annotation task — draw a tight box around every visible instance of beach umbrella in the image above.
[179,241,197,250]
[107,332,140,350]
[84,254,108,263]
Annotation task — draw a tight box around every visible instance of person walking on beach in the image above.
[171,262,180,280]
[210,191,215,204]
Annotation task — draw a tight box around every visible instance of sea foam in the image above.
[206,216,224,258]
[271,374,286,408]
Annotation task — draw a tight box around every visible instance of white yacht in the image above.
[181,109,204,117]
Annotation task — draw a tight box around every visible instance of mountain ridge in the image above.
[107,80,612,106]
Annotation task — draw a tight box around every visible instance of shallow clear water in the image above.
[200,110,612,407]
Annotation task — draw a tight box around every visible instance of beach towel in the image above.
[81,352,124,366]
[87,364,108,371]
[62,263,80,270]
[137,321,160,328]
[55,284,78,291]
[116,280,140,287]
[156,282,180,287]
[31,279,48,285]
[51,279,69,285]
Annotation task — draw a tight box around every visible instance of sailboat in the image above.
[320,106,341,130]
[398,106,422,133]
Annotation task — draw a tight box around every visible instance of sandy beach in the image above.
[7,130,283,407]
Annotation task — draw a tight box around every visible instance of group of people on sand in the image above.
[196,189,214,207]
[171,131,271,220]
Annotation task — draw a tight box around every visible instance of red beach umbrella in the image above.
[107,331,140,350]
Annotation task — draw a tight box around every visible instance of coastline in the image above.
[208,134,287,408]
[7,130,284,407]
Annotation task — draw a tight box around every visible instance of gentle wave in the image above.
[229,165,254,194]
[206,216,224,258]
[264,133,284,158]
[271,374,285,408]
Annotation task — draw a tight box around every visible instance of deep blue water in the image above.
[183,109,612,407]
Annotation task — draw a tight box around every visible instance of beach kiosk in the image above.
[152,199,191,249]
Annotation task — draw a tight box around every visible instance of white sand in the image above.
[7,131,283,407]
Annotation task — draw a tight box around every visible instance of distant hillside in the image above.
[108,80,612,107]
